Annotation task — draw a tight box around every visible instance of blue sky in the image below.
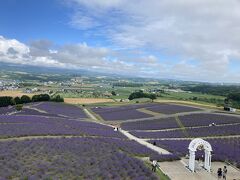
[0,0,88,44]
[0,0,240,82]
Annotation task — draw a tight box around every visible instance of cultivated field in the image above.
[1,101,240,179]
[91,103,202,121]
[64,97,114,104]
[0,90,36,97]
[120,110,240,170]
[0,102,168,179]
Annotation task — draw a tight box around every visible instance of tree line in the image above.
[0,94,64,107]
[128,91,157,102]
[182,85,240,96]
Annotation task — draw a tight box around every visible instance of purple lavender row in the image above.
[121,113,240,131]
[131,123,240,138]
[93,108,153,121]
[146,103,201,114]
[91,103,158,113]
[0,115,111,129]
[14,108,63,117]
[0,115,125,138]
[0,106,15,115]
[121,117,178,130]
[179,113,240,127]
[34,102,87,118]
[0,138,158,179]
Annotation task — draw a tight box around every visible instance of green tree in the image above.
[111,91,116,96]
[14,96,22,105]
[15,104,23,111]
[148,94,157,102]
[32,94,50,102]
[51,95,64,102]
[21,95,31,104]
[0,96,14,107]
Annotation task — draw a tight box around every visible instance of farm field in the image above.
[119,108,240,173]
[0,102,170,179]
[0,101,240,179]
[64,97,114,104]
[91,103,203,121]
[30,102,88,119]
[0,90,37,97]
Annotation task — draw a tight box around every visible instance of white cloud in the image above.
[70,13,99,30]
[67,0,240,82]
[0,36,161,76]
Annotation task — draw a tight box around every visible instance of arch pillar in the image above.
[189,150,196,172]
[204,150,211,172]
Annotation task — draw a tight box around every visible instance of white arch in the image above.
[188,138,212,172]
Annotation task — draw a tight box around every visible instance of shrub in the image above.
[111,91,116,96]
[15,104,23,111]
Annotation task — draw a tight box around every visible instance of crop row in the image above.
[91,103,202,121]
[121,113,240,130]
[145,103,201,114]
[130,123,240,138]
[32,102,87,118]
[0,115,125,139]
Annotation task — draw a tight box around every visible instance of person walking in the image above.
[223,166,227,180]
[217,168,222,179]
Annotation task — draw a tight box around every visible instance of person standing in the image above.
[151,160,157,172]
[223,166,227,180]
[217,168,222,179]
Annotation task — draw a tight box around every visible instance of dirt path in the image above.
[84,108,98,121]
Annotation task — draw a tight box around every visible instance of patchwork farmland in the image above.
[0,102,240,179]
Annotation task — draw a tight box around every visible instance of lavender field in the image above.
[179,113,240,127]
[0,138,159,179]
[121,117,178,130]
[32,102,88,118]
[14,107,63,117]
[0,115,125,139]
[121,113,240,131]
[120,106,240,170]
[91,103,203,121]
[145,103,201,114]
[91,105,153,121]
[0,106,15,115]
[130,123,240,139]
[1,101,240,179]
